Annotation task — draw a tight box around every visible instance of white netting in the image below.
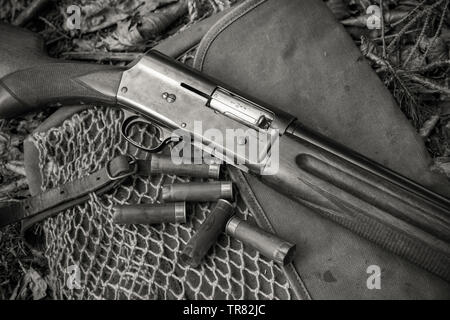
[27,107,294,299]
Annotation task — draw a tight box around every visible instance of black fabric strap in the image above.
[0,155,137,229]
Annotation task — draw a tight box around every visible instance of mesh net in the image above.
[28,107,294,300]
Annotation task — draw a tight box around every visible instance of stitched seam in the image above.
[0,80,30,108]
[228,166,312,300]
[193,0,267,70]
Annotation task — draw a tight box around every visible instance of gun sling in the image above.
[0,155,179,229]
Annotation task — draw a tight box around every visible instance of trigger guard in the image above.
[121,115,180,153]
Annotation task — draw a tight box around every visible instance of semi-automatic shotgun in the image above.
[0,24,449,281]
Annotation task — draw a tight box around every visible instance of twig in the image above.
[402,9,431,68]
[3,161,26,177]
[407,74,450,95]
[390,0,427,28]
[0,178,28,197]
[380,0,386,58]
[38,16,70,40]
[207,0,220,13]
[398,1,427,7]
[365,52,388,67]
[387,0,445,52]
[385,63,420,123]
[369,28,421,42]
[45,35,68,46]
[402,60,450,73]
[12,0,53,27]
[419,0,449,66]
[0,133,22,147]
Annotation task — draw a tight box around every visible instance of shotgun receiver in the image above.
[0,25,449,281]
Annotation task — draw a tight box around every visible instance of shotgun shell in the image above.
[225,217,296,265]
[180,199,234,267]
[161,181,233,202]
[150,154,220,179]
[112,202,187,225]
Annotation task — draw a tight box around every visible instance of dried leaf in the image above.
[419,36,449,63]
[27,269,47,300]
[445,2,450,26]
[0,132,9,157]
[401,45,424,69]
[12,268,47,300]
[360,35,381,56]
[443,119,450,140]
[187,0,200,22]
[98,0,188,51]
[326,0,351,20]
[441,28,450,47]
[345,26,375,40]
[431,157,450,178]
[341,10,408,27]
[407,74,450,95]
[419,114,439,137]
[77,0,175,33]
[101,20,145,51]
[360,36,387,66]
[384,10,410,26]
[354,0,372,10]
[439,99,450,116]
[0,0,16,22]
[0,177,28,196]
[341,14,367,27]
[137,0,188,39]
[7,146,24,162]
[72,37,101,52]
[42,160,58,178]
[4,160,26,176]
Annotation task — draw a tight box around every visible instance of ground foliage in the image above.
[0,0,448,299]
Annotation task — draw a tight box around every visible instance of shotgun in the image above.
[0,24,449,281]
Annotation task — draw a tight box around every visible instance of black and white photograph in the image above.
[0,0,449,304]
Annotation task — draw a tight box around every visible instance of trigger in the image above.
[157,126,180,144]
[150,126,182,153]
